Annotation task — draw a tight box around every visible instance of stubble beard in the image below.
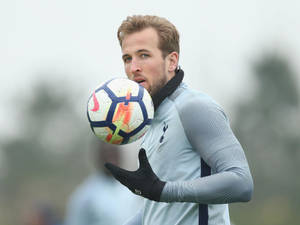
[149,73,168,97]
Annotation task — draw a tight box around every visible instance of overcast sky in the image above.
[1,0,300,135]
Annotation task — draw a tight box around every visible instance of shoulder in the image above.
[169,83,226,119]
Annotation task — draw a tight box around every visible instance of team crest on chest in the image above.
[159,122,168,143]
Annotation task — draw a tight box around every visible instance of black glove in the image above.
[105,148,166,201]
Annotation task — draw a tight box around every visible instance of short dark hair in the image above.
[118,15,180,58]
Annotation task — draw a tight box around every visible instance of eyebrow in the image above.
[136,49,150,53]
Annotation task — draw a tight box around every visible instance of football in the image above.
[87,78,154,145]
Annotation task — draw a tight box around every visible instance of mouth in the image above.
[134,78,146,86]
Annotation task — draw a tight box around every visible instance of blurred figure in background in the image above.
[23,203,62,225]
[64,142,141,225]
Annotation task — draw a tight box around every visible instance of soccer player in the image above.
[105,15,253,225]
[65,143,141,225]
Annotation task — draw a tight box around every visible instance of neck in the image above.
[152,68,184,111]
[166,70,176,82]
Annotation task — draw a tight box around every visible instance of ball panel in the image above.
[93,127,110,140]
[107,78,140,97]
[128,125,149,143]
[112,102,144,133]
[129,118,145,134]
[93,127,124,145]
[87,89,112,122]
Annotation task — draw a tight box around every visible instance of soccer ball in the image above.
[87,78,154,145]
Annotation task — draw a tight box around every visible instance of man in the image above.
[64,142,141,225]
[105,15,253,225]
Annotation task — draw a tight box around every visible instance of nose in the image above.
[130,58,141,74]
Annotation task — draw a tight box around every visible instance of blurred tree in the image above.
[0,78,93,224]
[231,52,300,225]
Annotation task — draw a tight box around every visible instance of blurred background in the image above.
[1,0,300,224]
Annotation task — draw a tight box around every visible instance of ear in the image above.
[167,52,179,72]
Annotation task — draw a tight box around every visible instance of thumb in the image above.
[138,148,152,170]
[138,148,148,165]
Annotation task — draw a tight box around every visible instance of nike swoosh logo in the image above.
[91,91,100,112]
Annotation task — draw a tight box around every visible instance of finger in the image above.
[138,148,151,169]
[104,163,131,187]
[105,163,130,181]
[104,162,119,173]
[138,148,147,163]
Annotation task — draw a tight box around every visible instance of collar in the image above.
[152,68,184,111]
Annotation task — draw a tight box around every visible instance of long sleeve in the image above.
[160,94,253,204]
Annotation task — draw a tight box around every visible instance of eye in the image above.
[140,53,149,59]
[123,56,132,63]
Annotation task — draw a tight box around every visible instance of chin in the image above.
[142,83,150,93]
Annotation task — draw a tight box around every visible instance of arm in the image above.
[161,96,253,204]
[105,96,253,204]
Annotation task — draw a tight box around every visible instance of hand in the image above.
[105,148,166,201]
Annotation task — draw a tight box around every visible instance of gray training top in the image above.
[125,82,253,225]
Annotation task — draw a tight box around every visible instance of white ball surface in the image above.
[87,78,154,145]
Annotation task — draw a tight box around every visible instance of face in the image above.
[121,27,178,96]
